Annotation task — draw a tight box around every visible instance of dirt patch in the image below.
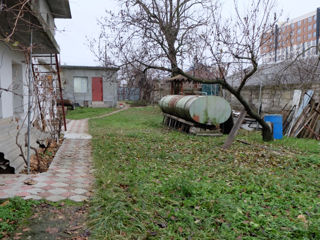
[8,202,90,240]
[21,139,63,174]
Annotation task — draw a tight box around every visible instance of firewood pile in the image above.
[283,90,320,140]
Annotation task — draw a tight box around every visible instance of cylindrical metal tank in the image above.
[159,95,231,125]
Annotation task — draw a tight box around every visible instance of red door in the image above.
[92,77,103,101]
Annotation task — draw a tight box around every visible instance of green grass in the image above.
[89,106,320,239]
[0,197,39,238]
[66,107,115,120]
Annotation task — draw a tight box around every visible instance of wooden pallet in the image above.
[162,113,222,136]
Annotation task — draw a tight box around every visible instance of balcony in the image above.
[0,0,71,54]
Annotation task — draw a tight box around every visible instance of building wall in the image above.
[31,0,55,35]
[0,42,28,119]
[261,8,320,63]
[226,83,320,113]
[61,67,118,107]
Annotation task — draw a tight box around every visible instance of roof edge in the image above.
[47,0,72,19]
[61,65,120,71]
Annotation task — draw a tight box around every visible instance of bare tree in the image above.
[92,0,211,75]
[93,0,282,141]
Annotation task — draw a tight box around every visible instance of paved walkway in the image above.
[0,120,93,202]
[0,107,129,202]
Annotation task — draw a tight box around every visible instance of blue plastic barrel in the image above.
[264,114,283,140]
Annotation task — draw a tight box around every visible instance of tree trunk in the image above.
[262,125,273,141]
[224,84,274,141]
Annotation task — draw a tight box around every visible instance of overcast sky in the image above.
[55,0,320,66]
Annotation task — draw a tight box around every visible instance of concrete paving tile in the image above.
[56,169,71,173]
[38,191,51,198]
[41,185,55,191]
[4,180,16,184]
[16,192,30,197]
[51,182,68,188]
[71,188,87,195]
[24,195,42,200]
[0,185,12,190]
[46,195,65,202]
[48,188,67,195]
[44,180,56,185]
[33,182,48,188]
[0,191,8,198]
[56,174,70,178]
[61,191,73,198]
[72,183,87,188]
[26,188,44,194]
[21,186,33,191]
[73,178,87,183]
[69,195,88,202]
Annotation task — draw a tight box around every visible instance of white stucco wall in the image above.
[0,42,28,119]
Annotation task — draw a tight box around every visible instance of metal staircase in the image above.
[0,54,67,174]
[31,53,67,131]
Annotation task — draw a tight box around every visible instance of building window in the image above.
[313,15,316,21]
[297,36,301,42]
[308,33,312,39]
[74,77,88,93]
[308,17,312,23]
[308,25,312,31]
[298,21,301,26]
[313,32,317,38]
[314,23,317,29]
[297,29,301,34]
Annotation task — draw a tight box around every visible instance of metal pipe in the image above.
[55,54,67,131]
[27,30,33,174]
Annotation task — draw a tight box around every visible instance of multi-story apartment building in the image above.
[261,8,320,63]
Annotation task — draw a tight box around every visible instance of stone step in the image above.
[5,151,25,173]
[92,101,107,108]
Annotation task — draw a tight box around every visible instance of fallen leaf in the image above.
[297,214,308,223]
[24,179,37,185]
[0,200,9,207]
[46,227,59,234]
[170,216,176,221]
[148,231,158,237]
[157,222,167,228]
[178,227,183,233]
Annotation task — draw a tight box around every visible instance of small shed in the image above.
[167,74,220,96]
[167,74,201,95]
[61,65,119,107]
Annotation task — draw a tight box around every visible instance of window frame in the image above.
[73,76,88,93]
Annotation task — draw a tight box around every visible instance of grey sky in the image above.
[55,0,320,66]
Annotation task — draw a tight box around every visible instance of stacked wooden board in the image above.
[282,90,320,140]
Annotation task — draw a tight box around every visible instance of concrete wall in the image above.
[0,42,28,119]
[61,67,118,107]
[32,0,55,35]
[225,83,320,113]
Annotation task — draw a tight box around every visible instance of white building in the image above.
[0,0,71,173]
